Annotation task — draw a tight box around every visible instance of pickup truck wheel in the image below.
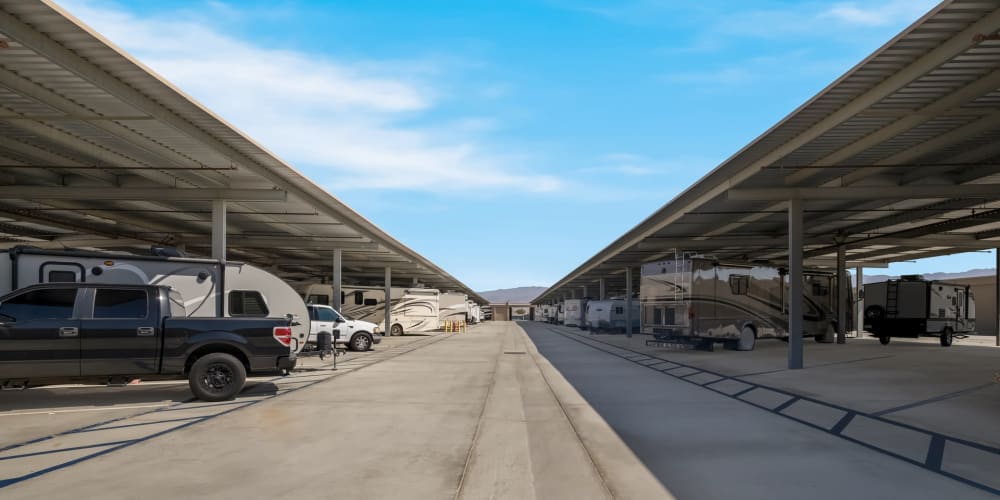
[350,333,372,351]
[189,353,246,402]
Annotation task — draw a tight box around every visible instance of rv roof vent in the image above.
[900,274,924,281]
[150,246,186,258]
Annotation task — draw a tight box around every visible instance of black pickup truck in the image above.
[0,283,296,401]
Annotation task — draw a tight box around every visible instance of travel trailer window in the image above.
[94,289,148,319]
[306,294,329,305]
[616,307,624,314]
[653,307,663,325]
[47,270,78,283]
[0,288,76,320]
[729,275,749,295]
[808,276,830,296]
[229,290,269,317]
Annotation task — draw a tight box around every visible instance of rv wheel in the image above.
[878,334,891,345]
[940,327,954,347]
[736,326,756,351]
[390,324,404,336]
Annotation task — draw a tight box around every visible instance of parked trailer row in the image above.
[0,246,485,400]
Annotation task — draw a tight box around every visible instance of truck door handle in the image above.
[137,327,155,336]
[59,327,78,337]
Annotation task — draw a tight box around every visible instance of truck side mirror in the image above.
[334,317,345,323]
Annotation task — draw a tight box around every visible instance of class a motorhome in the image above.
[584,299,639,333]
[0,246,310,352]
[640,256,841,351]
[563,299,587,328]
[440,292,470,323]
[863,276,974,346]
[298,283,440,335]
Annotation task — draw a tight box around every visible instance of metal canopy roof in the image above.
[0,0,485,303]
[537,0,1000,303]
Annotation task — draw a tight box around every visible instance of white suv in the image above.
[306,304,381,352]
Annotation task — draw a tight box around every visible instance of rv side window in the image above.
[364,298,378,306]
[809,278,830,297]
[0,288,77,320]
[341,292,346,305]
[94,289,148,319]
[653,307,663,325]
[354,292,364,306]
[48,270,79,283]
[306,294,329,306]
[729,275,749,295]
[615,306,624,314]
[229,290,269,317]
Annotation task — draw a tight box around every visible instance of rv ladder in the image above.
[886,281,899,316]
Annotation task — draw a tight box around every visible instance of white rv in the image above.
[440,292,470,323]
[298,283,440,335]
[467,300,482,324]
[640,257,838,351]
[863,276,974,346]
[563,299,587,328]
[0,246,310,352]
[584,299,639,333]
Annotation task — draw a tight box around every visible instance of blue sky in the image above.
[59,0,996,290]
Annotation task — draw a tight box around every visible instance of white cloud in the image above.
[822,1,938,27]
[59,1,561,194]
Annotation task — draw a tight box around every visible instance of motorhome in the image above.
[298,283,440,335]
[0,246,310,352]
[584,299,639,333]
[640,256,839,351]
[863,276,974,346]
[440,292,470,323]
[563,299,587,328]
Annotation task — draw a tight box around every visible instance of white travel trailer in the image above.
[640,257,838,351]
[440,292,470,323]
[467,301,482,324]
[863,276,974,346]
[0,246,310,352]
[298,283,440,335]
[563,299,587,328]
[537,304,555,323]
[584,299,639,333]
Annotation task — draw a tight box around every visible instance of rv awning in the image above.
[536,0,1000,303]
[0,0,485,303]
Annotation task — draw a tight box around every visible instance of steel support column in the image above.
[837,245,847,344]
[856,266,864,338]
[385,266,392,336]
[625,266,633,338]
[996,249,999,346]
[599,279,606,300]
[211,199,226,262]
[333,248,343,312]
[788,199,804,369]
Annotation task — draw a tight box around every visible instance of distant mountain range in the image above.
[863,268,994,284]
[478,286,547,304]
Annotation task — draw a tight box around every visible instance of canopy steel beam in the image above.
[729,184,1000,201]
[0,187,286,201]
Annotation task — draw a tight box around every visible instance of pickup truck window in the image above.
[0,288,77,320]
[229,290,269,317]
[94,288,148,319]
[316,307,337,322]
